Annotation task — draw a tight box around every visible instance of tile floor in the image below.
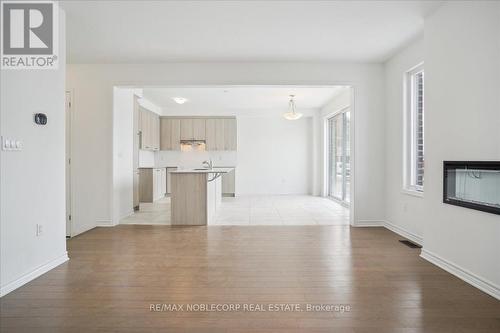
[120,195,350,226]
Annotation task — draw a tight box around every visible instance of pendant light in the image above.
[283,95,303,120]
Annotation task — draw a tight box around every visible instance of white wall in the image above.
[237,116,312,195]
[313,84,386,226]
[384,37,425,242]
[112,88,135,224]
[0,8,67,296]
[66,62,385,233]
[420,1,500,297]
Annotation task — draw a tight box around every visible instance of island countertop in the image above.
[170,167,234,174]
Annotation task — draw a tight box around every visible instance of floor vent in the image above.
[399,240,422,249]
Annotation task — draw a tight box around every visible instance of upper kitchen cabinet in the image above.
[153,113,160,149]
[140,108,160,151]
[180,118,206,141]
[160,118,181,150]
[205,119,216,150]
[206,118,225,150]
[224,118,237,150]
[160,118,171,150]
[192,119,206,140]
[160,117,236,151]
[180,118,193,140]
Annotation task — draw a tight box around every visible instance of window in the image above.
[327,109,350,204]
[404,63,424,193]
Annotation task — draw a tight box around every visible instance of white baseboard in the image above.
[353,220,383,227]
[420,249,500,300]
[0,252,69,297]
[96,218,114,227]
[383,220,423,245]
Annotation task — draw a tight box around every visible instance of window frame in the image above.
[403,62,425,195]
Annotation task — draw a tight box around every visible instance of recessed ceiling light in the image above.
[172,97,188,104]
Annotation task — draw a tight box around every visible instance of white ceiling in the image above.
[62,1,442,64]
[140,86,347,117]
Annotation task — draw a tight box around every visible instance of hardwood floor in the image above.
[1,225,499,332]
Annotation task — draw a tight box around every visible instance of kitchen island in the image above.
[170,168,234,225]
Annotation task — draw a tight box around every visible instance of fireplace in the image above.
[443,161,500,215]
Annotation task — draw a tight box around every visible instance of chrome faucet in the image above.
[202,159,213,170]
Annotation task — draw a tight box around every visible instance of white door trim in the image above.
[65,90,75,237]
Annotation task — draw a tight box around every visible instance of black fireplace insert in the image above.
[443,161,500,215]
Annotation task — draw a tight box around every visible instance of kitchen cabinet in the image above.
[153,114,160,149]
[180,118,193,140]
[160,118,172,150]
[166,167,177,194]
[215,119,225,150]
[133,170,140,209]
[192,119,206,140]
[160,118,182,151]
[139,109,149,149]
[140,108,160,151]
[139,168,166,203]
[180,118,206,141]
[224,118,237,150]
[205,119,216,150]
[222,168,235,196]
[159,117,236,151]
[171,119,181,150]
[206,118,225,150]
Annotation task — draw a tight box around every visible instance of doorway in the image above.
[327,107,351,205]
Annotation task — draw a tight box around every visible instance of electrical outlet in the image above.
[36,224,43,236]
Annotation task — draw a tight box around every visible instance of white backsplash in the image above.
[155,150,237,169]
[138,150,155,167]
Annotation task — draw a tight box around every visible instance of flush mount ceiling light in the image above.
[283,95,303,120]
[172,97,188,104]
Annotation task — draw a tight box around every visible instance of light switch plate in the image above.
[2,136,22,151]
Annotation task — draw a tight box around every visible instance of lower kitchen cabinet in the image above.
[221,168,235,196]
[139,168,166,203]
[166,167,177,195]
[133,169,140,210]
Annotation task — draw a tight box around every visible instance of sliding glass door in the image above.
[327,109,350,204]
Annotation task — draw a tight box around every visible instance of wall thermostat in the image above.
[34,113,47,125]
